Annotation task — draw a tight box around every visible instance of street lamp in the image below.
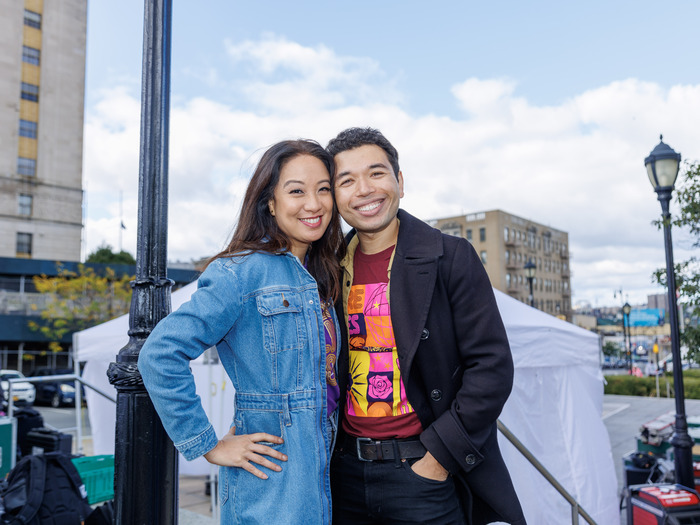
[623,302,632,372]
[645,136,693,489]
[524,259,536,308]
[106,1,178,522]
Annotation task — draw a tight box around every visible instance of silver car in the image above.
[0,370,36,406]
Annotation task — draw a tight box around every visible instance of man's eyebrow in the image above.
[337,162,390,179]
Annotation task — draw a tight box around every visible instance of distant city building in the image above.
[648,293,669,311]
[431,210,572,320]
[0,0,87,261]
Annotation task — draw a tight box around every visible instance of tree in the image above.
[28,264,133,353]
[653,161,700,363]
[86,243,136,265]
[602,340,620,358]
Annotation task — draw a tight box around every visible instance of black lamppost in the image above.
[524,259,536,308]
[645,136,693,489]
[106,1,178,523]
[623,302,632,372]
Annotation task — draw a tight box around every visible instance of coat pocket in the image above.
[256,291,305,354]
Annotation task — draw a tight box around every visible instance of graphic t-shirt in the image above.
[342,245,423,439]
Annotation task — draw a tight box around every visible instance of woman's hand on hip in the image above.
[204,426,287,479]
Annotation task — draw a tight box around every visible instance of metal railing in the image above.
[7,374,116,455]
[498,420,596,524]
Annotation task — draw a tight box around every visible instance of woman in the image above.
[139,139,344,525]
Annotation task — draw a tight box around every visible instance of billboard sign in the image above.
[629,308,665,327]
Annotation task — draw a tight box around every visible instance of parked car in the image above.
[30,368,77,408]
[0,370,36,407]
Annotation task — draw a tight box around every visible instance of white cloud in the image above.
[82,37,700,307]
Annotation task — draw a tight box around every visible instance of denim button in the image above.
[420,328,429,340]
[430,389,442,401]
[465,454,476,465]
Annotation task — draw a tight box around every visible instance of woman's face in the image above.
[269,154,333,261]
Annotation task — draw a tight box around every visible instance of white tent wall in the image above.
[494,289,619,525]
[75,285,619,524]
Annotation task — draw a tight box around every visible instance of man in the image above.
[327,127,525,525]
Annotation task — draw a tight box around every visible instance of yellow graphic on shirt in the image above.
[346,283,415,417]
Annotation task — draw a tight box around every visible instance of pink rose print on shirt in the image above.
[368,374,392,400]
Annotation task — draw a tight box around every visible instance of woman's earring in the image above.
[269,207,275,216]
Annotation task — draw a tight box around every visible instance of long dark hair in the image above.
[207,139,345,302]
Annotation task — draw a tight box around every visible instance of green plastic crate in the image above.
[71,454,114,504]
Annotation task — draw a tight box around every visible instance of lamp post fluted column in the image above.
[107,1,178,522]
[645,136,693,489]
[659,188,694,488]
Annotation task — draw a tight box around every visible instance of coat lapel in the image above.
[390,210,442,384]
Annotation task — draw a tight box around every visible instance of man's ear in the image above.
[397,171,405,198]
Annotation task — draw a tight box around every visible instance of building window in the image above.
[18,194,33,216]
[17,157,36,176]
[504,227,509,242]
[16,233,33,257]
[466,229,472,241]
[24,10,42,29]
[21,82,39,102]
[19,119,37,139]
[480,251,487,264]
[506,273,511,287]
[22,46,40,66]
[479,227,486,242]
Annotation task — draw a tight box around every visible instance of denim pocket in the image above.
[256,291,305,354]
[219,466,230,506]
[235,410,285,447]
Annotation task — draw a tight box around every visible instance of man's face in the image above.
[333,145,404,236]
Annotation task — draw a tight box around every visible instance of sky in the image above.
[82,0,700,308]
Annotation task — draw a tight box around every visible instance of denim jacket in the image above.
[139,252,338,524]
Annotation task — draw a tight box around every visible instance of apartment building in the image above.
[432,210,572,320]
[0,0,87,261]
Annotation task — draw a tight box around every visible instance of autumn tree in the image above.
[29,264,133,353]
[654,161,700,363]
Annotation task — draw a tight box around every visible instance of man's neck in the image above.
[356,218,399,255]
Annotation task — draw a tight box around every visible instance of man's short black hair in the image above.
[326,127,400,178]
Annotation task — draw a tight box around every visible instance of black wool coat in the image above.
[335,209,526,525]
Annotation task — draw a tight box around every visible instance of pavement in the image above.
[602,393,700,524]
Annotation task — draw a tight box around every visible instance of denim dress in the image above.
[139,252,337,524]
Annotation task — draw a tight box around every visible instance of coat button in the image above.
[465,454,476,465]
[430,389,442,401]
[420,328,430,340]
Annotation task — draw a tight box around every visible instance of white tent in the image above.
[74,284,619,525]
[494,290,619,524]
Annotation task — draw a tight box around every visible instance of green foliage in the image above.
[653,161,700,364]
[602,340,620,357]
[28,264,133,350]
[604,371,700,399]
[86,243,136,265]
